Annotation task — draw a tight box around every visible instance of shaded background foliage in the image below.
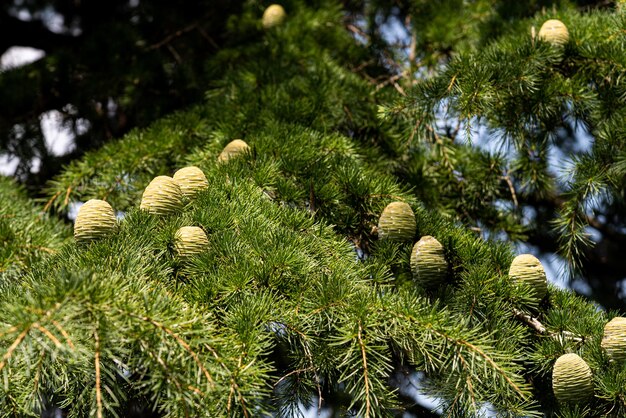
[1,0,242,186]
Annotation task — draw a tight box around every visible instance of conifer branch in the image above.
[357,321,372,418]
[502,173,519,207]
[281,322,323,409]
[50,319,75,349]
[512,309,584,342]
[32,348,46,395]
[94,326,103,418]
[32,323,62,348]
[122,310,216,388]
[229,354,251,418]
[0,326,31,372]
[397,310,528,400]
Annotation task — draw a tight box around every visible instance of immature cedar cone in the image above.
[173,166,208,198]
[538,19,569,45]
[140,176,184,215]
[218,139,250,163]
[552,353,594,404]
[74,199,117,242]
[175,226,209,258]
[377,202,416,241]
[410,236,447,288]
[508,254,548,300]
[602,317,626,362]
[262,4,286,29]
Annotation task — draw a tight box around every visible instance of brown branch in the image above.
[94,327,103,418]
[346,24,369,42]
[166,44,182,64]
[148,21,201,51]
[195,27,219,50]
[50,319,76,349]
[0,326,31,372]
[512,309,583,342]
[375,71,407,94]
[63,186,72,206]
[281,322,323,409]
[32,348,46,394]
[357,322,372,418]
[32,323,62,347]
[43,190,62,212]
[228,354,250,418]
[501,174,519,208]
[274,367,315,387]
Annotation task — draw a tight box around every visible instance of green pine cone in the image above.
[552,353,594,404]
[410,235,447,288]
[602,317,626,362]
[175,226,209,258]
[173,166,208,198]
[377,202,416,241]
[538,19,569,45]
[74,199,117,242]
[218,139,250,163]
[140,176,184,216]
[508,254,548,301]
[262,4,287,29]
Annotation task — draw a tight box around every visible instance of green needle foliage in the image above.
[2,1,626,417]
[0,177,69,281]
[379,4,626,307]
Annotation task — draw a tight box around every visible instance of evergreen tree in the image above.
[1,1,626,417]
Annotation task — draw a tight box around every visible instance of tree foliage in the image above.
[1,0,626,417]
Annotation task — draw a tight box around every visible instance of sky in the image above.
[0,46,76,176]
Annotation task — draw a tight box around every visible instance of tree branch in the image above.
[512,309,583,343]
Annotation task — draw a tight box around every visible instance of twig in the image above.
[0,326,31,372]
[123,311,215,387]
[166,44,182,64]
[43,190,62,212]
[148,21,201,51]
[94,327,103,418]
[63,186,72,207]
[501,173,519,207]
[33,324,62,347]
[281,322,323,410]
[195,26,219,49]
[357,322,372,418]
[274,367,315,387]
[513,308,584,342]
[346,24,369,42]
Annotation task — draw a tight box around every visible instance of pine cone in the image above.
[74,199,117,242]
[411,236,447,288]
[538,19,569,45]
[377,202,416,241]
[508,254,548,300]
[602,317,626,362]
[140,176,184,215]
[218,139,250,163]
[173,166,208,198]
[175,226,209,258]
[552,353,594,404]
[262,4,286,29]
